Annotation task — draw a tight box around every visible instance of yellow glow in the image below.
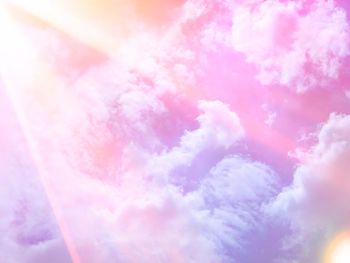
[0,2,61,106]
[0,2,21,62]
[1,0,162,68]
[5,0,123,57]
[0,2,53,68]
[324,232,350,263]
[332,240,350,263]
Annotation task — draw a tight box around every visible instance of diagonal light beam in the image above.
[0,5,81,262]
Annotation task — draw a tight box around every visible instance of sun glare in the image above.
[0,1,23,68]
[1,0,121,57]
[324,232,350,263]
[332,239,350,263]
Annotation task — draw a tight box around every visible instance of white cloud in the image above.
[184,155,278,260]
[268,113,350,261]
[0,2,284,261]
[149,100,244,182]
[232,0,350,92]
[0,152,277,263]
[0,101,65,262]
[0,73,278,262]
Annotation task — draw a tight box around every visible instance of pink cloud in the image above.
[149,100,244,183]
[5,0,350,261]
[232,0,350,92]
[0,55,276,261]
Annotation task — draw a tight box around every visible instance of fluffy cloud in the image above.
[0,74,278,262]
[7,0,350,262]
[149,100,244,182]
[186,155,278,259]
[232,0,350,92]
[0,4,281,259]
[0,93,67,262]
[0,33,290,263]
[269,114,350,261]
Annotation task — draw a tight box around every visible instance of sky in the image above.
[1,0,350,262]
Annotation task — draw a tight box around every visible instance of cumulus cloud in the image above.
[232,0,350,92]
[0,69,279,263]
[185,156,278,259]
[6,0,346,261]
[269,113,350,261]
[149,100,244,182]
[0,12,279,261]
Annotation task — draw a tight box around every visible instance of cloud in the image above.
[269,113,350,261]
[0,72,279,263]
[2,1,322,261]
[148,100,244,183]
[0,105,66,263]
[232,0,350,92]
[186,155,278,259]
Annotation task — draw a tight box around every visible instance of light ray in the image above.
[0,5,81,262]
[5,0,123,57]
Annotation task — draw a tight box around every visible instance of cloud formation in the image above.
[0,66,278,263]
[270,113,350,261]
[2,0,350,262]
[232,0,350,92]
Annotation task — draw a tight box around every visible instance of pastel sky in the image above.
[1,0,350,262]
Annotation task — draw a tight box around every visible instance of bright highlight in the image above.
[324,232,350,263]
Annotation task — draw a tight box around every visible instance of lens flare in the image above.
[324,232,350,263]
